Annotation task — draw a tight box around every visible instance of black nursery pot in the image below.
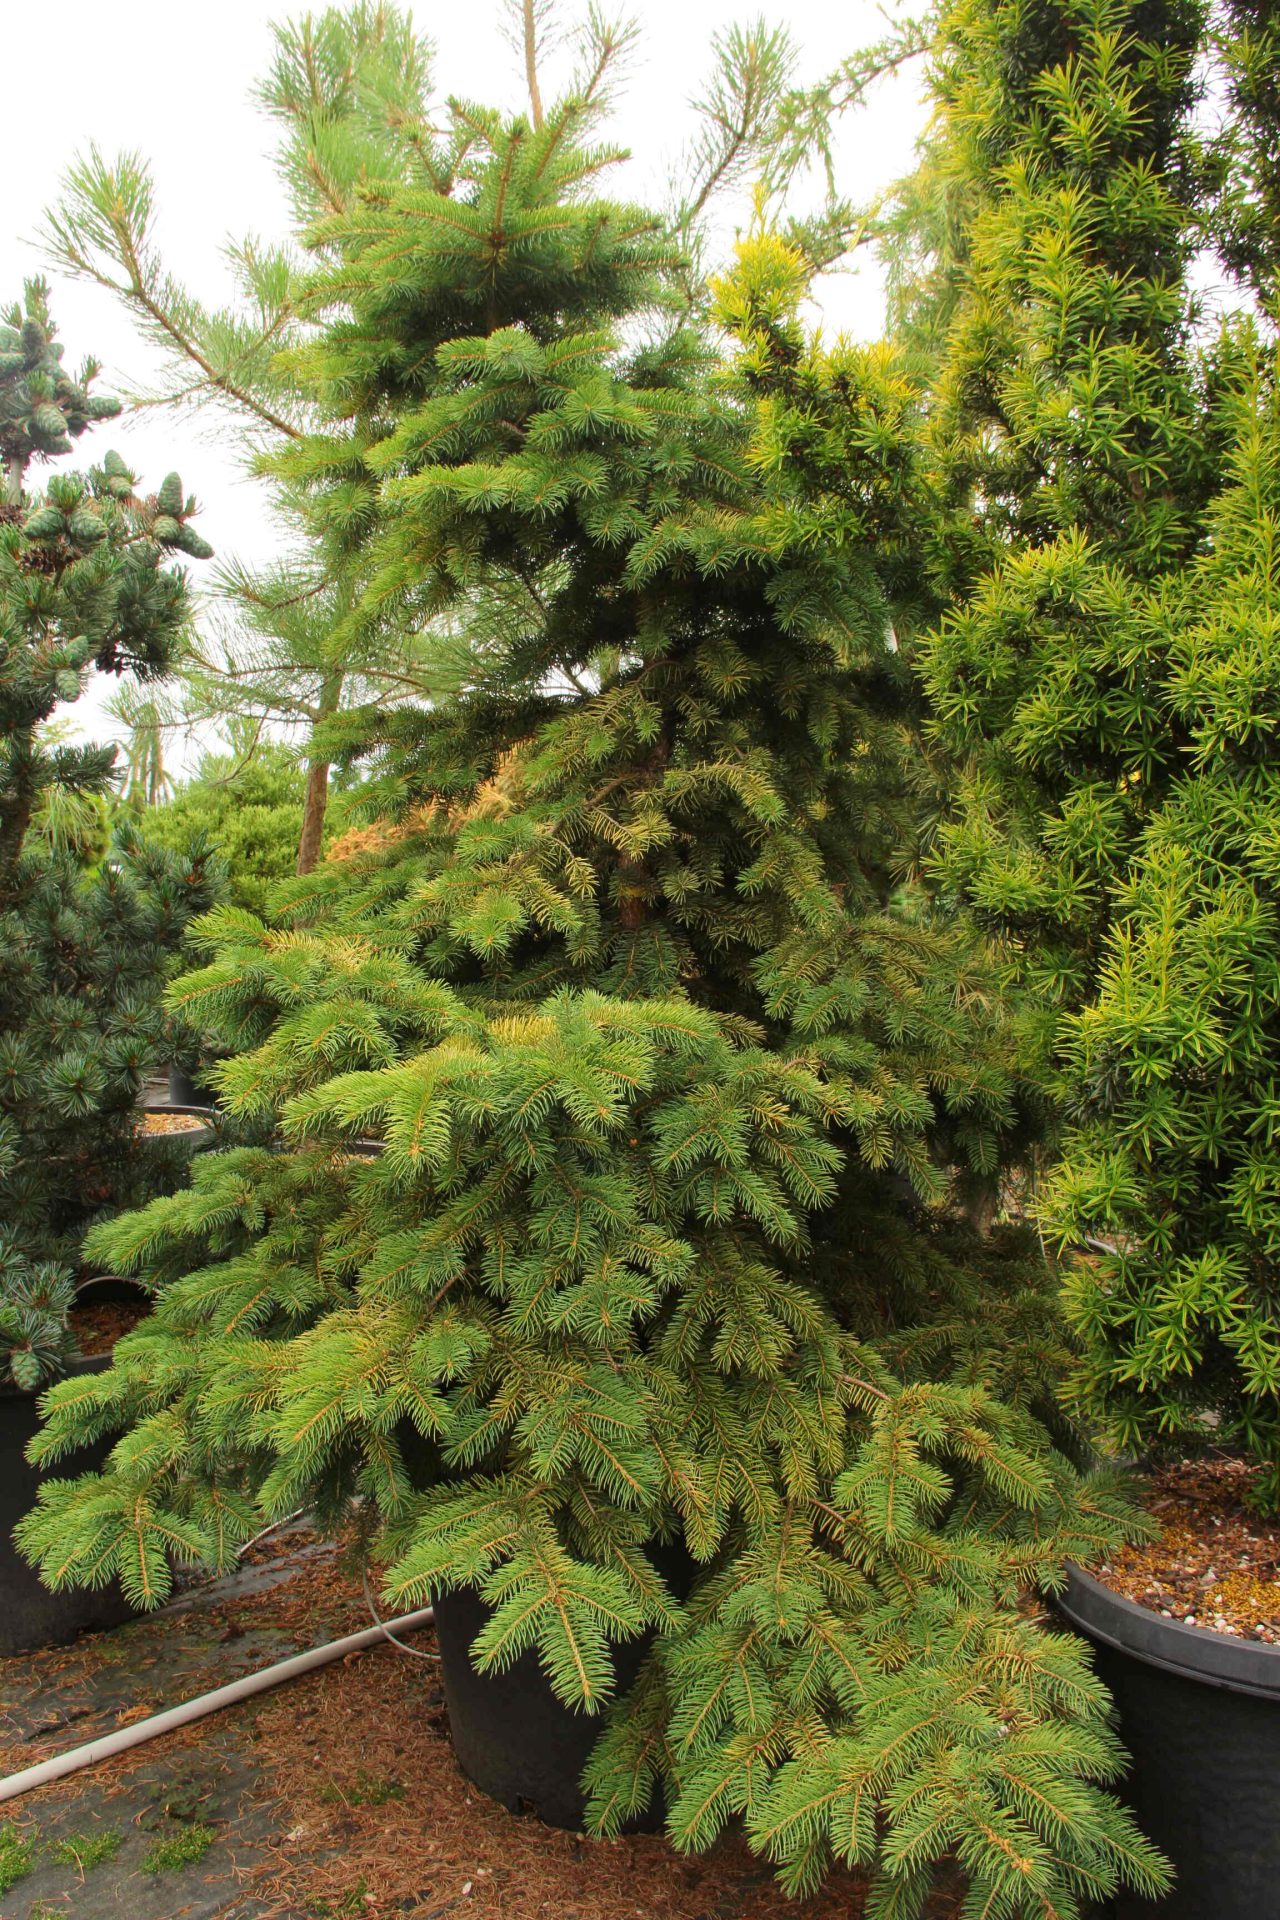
[167,1063,219,1109]
[140,1102,218,1152]
[1058,1564,1280,1919]
[432,1584,664,1833]
[0,1348,138,1657]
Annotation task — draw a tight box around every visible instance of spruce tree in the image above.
[44,3,806,874]
[0,281,218,1387]
[19,81,1168,1918]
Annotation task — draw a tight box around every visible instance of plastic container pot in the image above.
[0,1350,138,1656]
[1058,1563,1280,1918]
[167,1064,220,1108]
[137,1102,217,1152]
[432,1584,664,1833]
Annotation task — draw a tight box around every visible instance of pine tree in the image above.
[18,74,1168,1920]
[43,5,457,875]
[105,683,174,810]
[0,281,219,1387]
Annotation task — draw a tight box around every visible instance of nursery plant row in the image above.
[2,0,1280,1915]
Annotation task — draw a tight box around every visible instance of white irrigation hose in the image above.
[363,1568,438,1659]
[0,1604,435,1806]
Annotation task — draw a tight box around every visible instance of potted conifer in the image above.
[0,281,217,1650]
[908,0,1280,1906]
[17,70,1171,1913]
[1044,348,1280,1919]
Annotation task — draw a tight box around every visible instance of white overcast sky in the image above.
[2,0,929,768]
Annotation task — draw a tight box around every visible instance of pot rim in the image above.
[73,1273,149,1296]
[137,1104,216,1147]
[1060,1561,1280,1701]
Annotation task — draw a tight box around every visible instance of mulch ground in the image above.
[68,1299,150,1356]
[137,1111,210,1136]
[1091,1455,1280,1643]
[0,1528,964,1920]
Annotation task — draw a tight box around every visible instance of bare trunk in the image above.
[296,758,330,876]
[523,0,545,129]
[959,1177,1001,1238]
[296,673,344,877]
[0,731,35,897]
[1,453,32,891]
[0,791,33,879]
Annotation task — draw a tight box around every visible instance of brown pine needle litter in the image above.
[1091,1456,1280,1643]
[137,1109,210,1135]
[0,1527,966,1919]
[243,1629,961,1920]
[69,1297,150,1355]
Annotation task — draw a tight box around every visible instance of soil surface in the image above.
[1091,1456,1280,1642]
[0,1526,964,1920]
[69,1299,150,1358]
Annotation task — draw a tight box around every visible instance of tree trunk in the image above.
[296,757,331,876]
[295,673,344,877]
[523,0,545,129]
[0,731,36,899]
[1,453,33,892]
